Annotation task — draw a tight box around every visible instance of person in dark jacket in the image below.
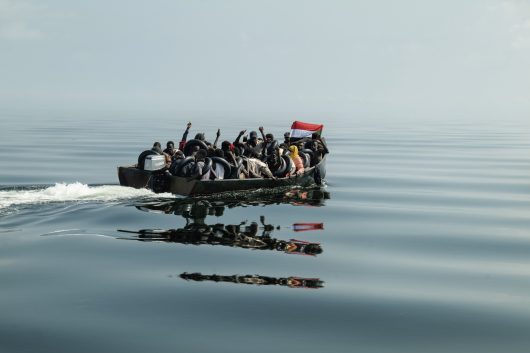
[221,140,238,167]
[151,142,163,154]
[181,149,209,179]
[169,150,186,175]
[279,132,291,151]
[258,126,278,160]
[298,132,329,159]
[235,129,263,157]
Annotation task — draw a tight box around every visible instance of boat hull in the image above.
[118,157,326,196]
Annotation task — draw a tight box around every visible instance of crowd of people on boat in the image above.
[143,122,328,180]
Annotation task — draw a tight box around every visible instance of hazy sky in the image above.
[1,0,529,120]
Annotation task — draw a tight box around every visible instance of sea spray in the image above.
[0,182,175,209]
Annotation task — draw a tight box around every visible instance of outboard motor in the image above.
[138,150,159,170]
[149,171,170,193]
[144,154,166,171]
[137,150,170,193]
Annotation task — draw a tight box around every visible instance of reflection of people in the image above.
[133,188,330,217]
[119,217,323,256]
[180,272,324,289]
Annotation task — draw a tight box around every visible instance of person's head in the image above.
[283,132,290,141]
[221,140,231,151]
[214,207,224,217]
[195,149,207,161]
[166,141,175,149]
[311,132,320,139]
[174,150,184,159]
[152,142,163,154]
[266,153,279,168]
[214,149,225,158]
[249,222,258,234]
[249,131,257,141]
[265,133,274,142]
[191,145,200,156]
[194,133,205,141]
[289,145,299,158]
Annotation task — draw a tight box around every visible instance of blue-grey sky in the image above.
[1,0,529,120]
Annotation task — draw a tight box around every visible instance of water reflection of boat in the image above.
[118,218,322,256]
[180,272,324,289]
[120,187,327,255]
[134,187,330,218]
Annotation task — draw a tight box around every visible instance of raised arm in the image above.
[179,121,192,150]
[234,129,246,145]
[258,126,266,141]
[213,129,221,149]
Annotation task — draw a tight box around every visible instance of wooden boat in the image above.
[117,156,326,196]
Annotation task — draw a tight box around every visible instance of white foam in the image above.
[0,182,174,209]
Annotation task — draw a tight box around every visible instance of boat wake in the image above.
[0,182,176,211]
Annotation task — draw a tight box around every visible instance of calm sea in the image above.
[1,112,530,353]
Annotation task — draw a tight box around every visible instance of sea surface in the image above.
[1,112,530,353]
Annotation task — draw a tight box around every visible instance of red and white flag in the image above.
[290,121,324,139]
